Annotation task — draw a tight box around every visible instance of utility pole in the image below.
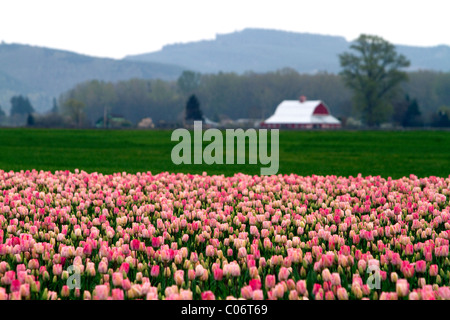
[103,105,107,129]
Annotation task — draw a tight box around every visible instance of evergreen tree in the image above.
[27,113,35,126]
[51,97,59,113]
[185,94,203,122]
[393,95,423,127]
[403,98,422,127]
[432,107,450,127]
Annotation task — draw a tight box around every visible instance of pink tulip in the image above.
[336,287,348,300]
[83,291,92,300]
[27,259,39,270]
[122,279,131,291]
[249,279,262,291]
[296,280,307,296]
[112,272,123,287]
[61,285,70,298]
[187,269,196,281]
[415,260,427,273]
[150,265,160,277]
[119,262,130,274]
[52,264,63,276]
[399,261,414,278]
[252,289,264,300]
[409,291,419,300]
[0,262,8,274]
[330,273,341,286]
[111,288,124,300]
[98,261,108,274]
[273,283,286,299]
[130,239,140,251]
[151,237,160,248]
[179,289,193,300]
[265,275,276,289]
[201,291,215,300]
[95,285,109,300]
[278,267,290,281]
[11,279,21,292]
[0,288,8,300]
[430,264,439,277]
[174,270,184,286]
[325,291,335,300]
[437,287,450,300]
[241,285,253,299]
[396,279,409,297]
[3,271,16,285]
[17,271,27,284]
[405,244,414,255]
[213,268,223,281]
[289,290,299,300]
[312,283,322,296]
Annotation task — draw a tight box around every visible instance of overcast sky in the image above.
[1,0,449,59]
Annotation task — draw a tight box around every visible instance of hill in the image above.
[125,28,450,74]
[0,43,185,112]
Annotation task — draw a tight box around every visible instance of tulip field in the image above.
[1,170,450,300]
[1,129,450,300]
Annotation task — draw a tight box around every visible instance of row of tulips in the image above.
[0,169,450,299]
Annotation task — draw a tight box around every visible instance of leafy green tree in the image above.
[185,94,203,122]
[177,71,202,95]
[339,34,410,126]
[63,98,86,128]
[10,95,34,115]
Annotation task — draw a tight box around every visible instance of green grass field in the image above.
[0,128,449,178]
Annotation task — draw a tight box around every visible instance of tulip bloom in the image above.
[252,289,264,300]
[112,288,124,300]
[336,288,349,300]
[150,265,160,277]
[130,239,141,251]
[249,279,262,291]
[265,275,276,289]
[95,285,109,300]
[213,268,223,281]
[396,279,409,297]
[415,260,427,273]
[278,267,290,281]
[174,270,185,286]
[112,272,123,287]
[201,291,215,300]
[429,264,439,277]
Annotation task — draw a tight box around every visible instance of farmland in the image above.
[0,128,450,178]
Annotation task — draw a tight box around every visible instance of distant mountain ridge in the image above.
[2,29,450,114]
[125,28,450,74]
[0,43,185,112]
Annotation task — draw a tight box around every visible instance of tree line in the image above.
[1,35,450,128]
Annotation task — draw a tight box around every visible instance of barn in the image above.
[261,96,341,129]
